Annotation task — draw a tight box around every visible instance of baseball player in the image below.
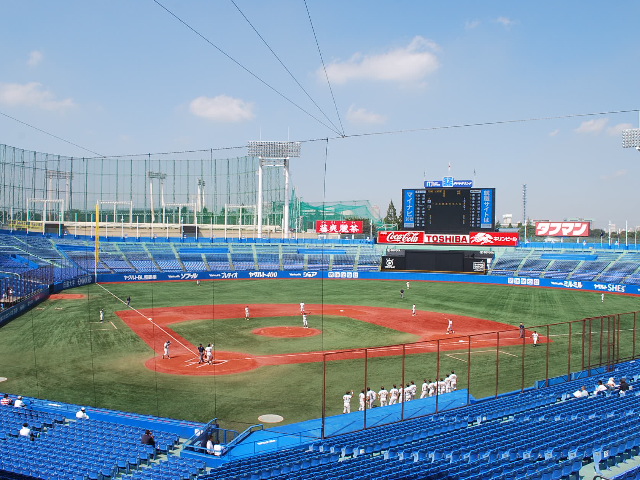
[428,379,437,397]
[378,386,389,407]
[197,344,205,364]
[366,388,376,409]
[403,384,412,402]
[409,381,417,400]
[302,313,308,328]
[99,309,104,323]
[163,340,171,359]
[388,385,399,405]
[300,302,305,313]
[420,379,429,399]
[448,371,458,391]
[406,281,410,290]
[447,318,454,334]
[245,306,250,320]
[205,343,213,364]
[358,390,366,411]
[532,331,539,347]
[342,391,353,414]
[411,304,416,316]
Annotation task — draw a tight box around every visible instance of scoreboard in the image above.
[402,188,495,234]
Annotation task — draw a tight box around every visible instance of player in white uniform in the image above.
[300,302,305,313]
[366,388,376,409]
[342,391,353,414]
[205,344,214,364]
[438,378,446,394]
[532,331,539,347]
[389,385,399,405]
[302,313,308,328]
[358,390,366,411]
[406,281,410,290]
[448,371,458,391]
[99,309,104,323]
[420,380,429,399]
[447,318,454,334]
[404,384,412,402]
[245,306,250,320]
[411,304,416,316]
[428,380,437,397]
[409,381,417,400]
[163,340,171,359]
[378,387,389,407]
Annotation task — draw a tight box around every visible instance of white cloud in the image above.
[323,36,440,85]
[346,105,386,125]
[549,129,560,137]
[601,169,628,181]
[189,95,255,122]
[496,16,516,28]
[465,20,481,30]
[0,82,74,111]
[607,122,633,136]
[575,118,608,134]
[27,50,44,67]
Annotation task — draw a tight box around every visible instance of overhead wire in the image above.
[303,0,345,137]
[228,0,343,136]
[152,0,343,137]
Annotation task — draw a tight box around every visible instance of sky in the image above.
[1,1,639,230]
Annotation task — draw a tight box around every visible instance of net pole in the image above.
[95,203,100,282]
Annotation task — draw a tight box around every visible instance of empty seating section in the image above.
[518,258,551,277]
[545,260,581,279]
[145,244,183,272]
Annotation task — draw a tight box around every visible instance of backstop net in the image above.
[0,144,289,235]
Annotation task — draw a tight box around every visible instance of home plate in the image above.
[258,414,284,424]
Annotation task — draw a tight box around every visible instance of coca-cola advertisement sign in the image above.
[378,231,518,246]
[377,231,425,244]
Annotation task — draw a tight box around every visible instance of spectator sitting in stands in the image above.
[141,430,156,447]
[1,393,13,406]
[75,407,89,419]
[594,380,608,396]
[206,436,223,456]
[13,396,25,408]
[607,377,618,390]
[573,386,589,398]
[19,423,34,440]
[619,378,631,395]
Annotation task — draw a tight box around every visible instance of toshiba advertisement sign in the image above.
[535,222,590,237]
[377,231,518,246]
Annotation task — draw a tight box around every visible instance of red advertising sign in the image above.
[316,220,363,234]
[535,222,590,237]
[377,231,519,246]
[377,231,425,244]
[469,232,519,246]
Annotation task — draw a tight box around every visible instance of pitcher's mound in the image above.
[253,326,322,338]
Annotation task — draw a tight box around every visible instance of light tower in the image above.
[148,171,166,223]
[522,184,527,242]
[248,141,301,239]
[622,127,640,151]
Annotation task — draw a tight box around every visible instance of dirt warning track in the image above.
[115,304,545,376]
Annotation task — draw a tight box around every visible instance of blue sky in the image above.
[1,1,639,230]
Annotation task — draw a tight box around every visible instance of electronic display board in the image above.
[402,188,495,234]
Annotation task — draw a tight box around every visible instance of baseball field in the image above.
[0,278,637,433]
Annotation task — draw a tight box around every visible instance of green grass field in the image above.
[0,278,637,432]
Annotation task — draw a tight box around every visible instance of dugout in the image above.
[381,249,494,274]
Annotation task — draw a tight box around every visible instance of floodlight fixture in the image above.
[248,141,301,159]
[622,128,640,149]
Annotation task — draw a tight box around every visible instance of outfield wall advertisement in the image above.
[377,231,519,246]
[97,270,640,295]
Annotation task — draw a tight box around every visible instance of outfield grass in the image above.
[0,278,637,432]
